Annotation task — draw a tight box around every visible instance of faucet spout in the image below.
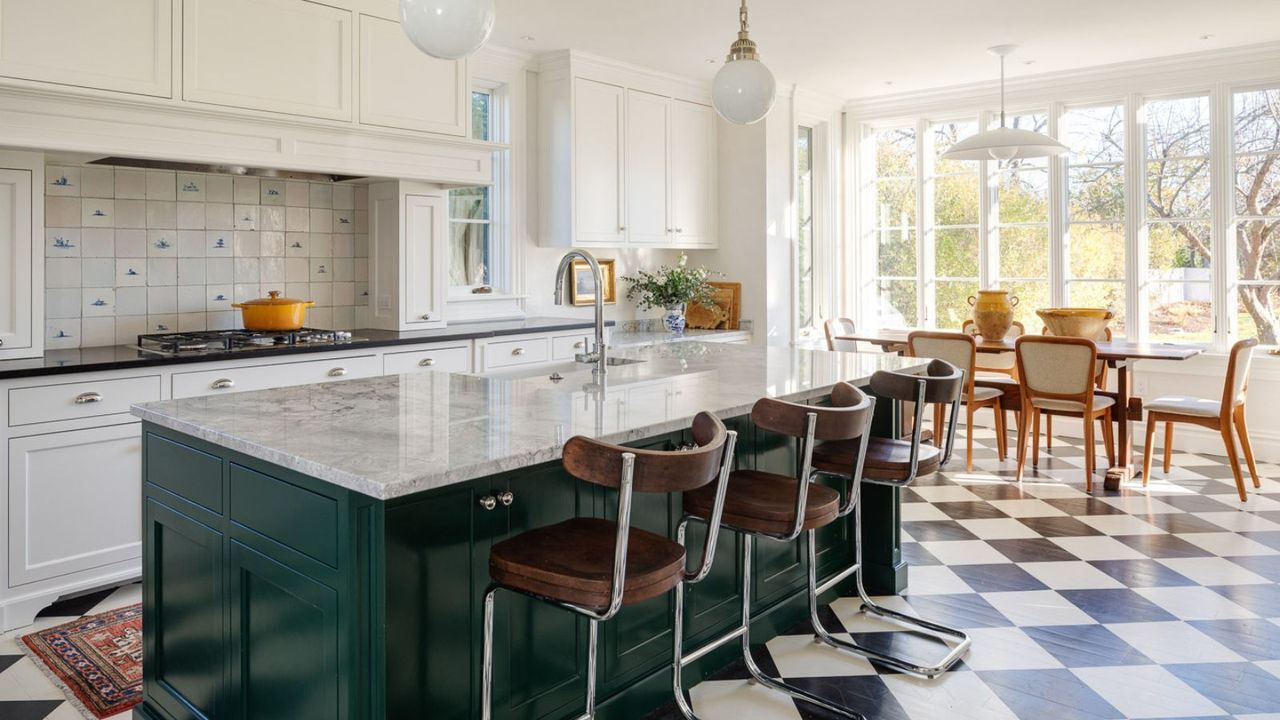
[554,249,608,377]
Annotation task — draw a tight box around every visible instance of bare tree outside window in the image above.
[1233,88,1280,345]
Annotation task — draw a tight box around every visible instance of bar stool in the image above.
[480,413,737,720]
[807,360,972,676]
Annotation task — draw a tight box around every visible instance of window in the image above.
[871,126,918,326]
[931,120,981,327]
[1233,88,1280,345]
[797,125,816,331]
[1144,95,1212,342]
[449,90,495,290]
[994,112,1051,327]
[1064,104,1128,335]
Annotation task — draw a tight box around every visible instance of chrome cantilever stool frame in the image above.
[807,362,972,679]
[479,415,738,720]
[674,385,878,720]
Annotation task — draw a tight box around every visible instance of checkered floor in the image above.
[0,582,139,720]
[647,428,1280,720]
[3,430,1278,720]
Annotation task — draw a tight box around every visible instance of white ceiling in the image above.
[490,0,1280,99]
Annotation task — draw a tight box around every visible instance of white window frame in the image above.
[794,97,842,343]
[844,52,1280,354]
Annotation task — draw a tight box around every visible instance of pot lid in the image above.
[236,290,311,306]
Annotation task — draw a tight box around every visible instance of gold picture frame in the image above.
[569,258,617,306]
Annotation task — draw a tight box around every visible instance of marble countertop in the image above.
[609,328,752,347]
[131,343,926,500]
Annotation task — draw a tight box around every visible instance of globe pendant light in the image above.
[942,45,1069,161]
[399,0,496,61]
[712,0,777,125]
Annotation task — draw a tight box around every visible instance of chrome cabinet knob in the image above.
[210,379,235,390]
[574,341,585,349]
[676,228,684,233]
[328,367,348,377]
[498,491,514,507]
[421,313,432,320]
[74,392,103,405]
[478,495,497,511]
[511,347,526,356]
[419,358,436,367]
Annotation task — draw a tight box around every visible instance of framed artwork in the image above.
[570,258,617,306]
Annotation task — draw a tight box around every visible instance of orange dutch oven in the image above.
[232,291,316,331]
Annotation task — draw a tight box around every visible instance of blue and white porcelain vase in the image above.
[663,303,687,334]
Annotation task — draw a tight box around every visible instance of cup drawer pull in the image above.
[419,358,436,367]
[73,392,103,405]
[328,367,348,377]
[210,379,235,390]
[511,348,526,356]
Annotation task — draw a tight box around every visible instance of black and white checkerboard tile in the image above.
[4,430,1279,720]
[0,583,139,720]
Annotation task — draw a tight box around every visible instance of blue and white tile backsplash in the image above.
[44,164,370,349]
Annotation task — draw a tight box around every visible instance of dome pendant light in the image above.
[399,0,497,61]
[942,45,1070,161]
[712,0,777,125]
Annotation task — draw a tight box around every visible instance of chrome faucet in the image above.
[553,249,608,377]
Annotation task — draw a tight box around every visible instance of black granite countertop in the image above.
[0,317,614,381]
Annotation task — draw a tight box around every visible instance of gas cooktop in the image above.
[136,328,361,356]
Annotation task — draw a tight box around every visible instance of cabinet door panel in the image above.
[183,0,352,120]
[358,14,466,136]
[230,541,340,720]
[8,424,141,586]
[0,168,31,353]
[670,101,718,248]
[573,78,625,246]
[625,90,671,247]
[403,194,446,327]
[143,499,225,720]
[0,0,172,97]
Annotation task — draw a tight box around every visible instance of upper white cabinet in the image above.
[0,0,173,98]
[539,52,718,249]
[0,151,40,361]
[183,0,353,121]
[367,182,446,332]
[573,78,626,247]
[358,14,467,136]
[626,89,672,247]
[670,100,718,248]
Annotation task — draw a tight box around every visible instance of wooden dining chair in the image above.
[825,317,859,352]
[1039,326,1113,454]
[908,331,1006,471]
[1142,338,1260,502]
[1015,336,1115,491]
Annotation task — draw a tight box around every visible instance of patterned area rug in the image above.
[19,604,142,719]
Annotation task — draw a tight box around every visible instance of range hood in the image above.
[86,156,365,183]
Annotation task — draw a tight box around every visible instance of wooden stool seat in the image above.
[490,517,685,609]
[813,437,942,482]
[683,469,841,536]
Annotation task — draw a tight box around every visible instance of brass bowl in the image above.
[1037,307,1114,340]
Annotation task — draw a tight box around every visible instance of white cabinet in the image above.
[171,354,380,398]
[0,0,173,97]
[7,424,142,587]
[539,54,718,249]
[182,0,353,121]
[670,100,718,248]
[626,89,671,247]
[358,14,467,136]
[573,78,626,247]
[0,151,40,361]
[383,344,471,374]
[368,182,447,331]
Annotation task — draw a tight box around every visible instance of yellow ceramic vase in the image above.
[968,290,1019,340]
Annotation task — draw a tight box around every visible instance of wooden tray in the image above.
[687,282,741,330]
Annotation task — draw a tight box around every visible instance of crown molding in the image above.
[844,41,1280,122]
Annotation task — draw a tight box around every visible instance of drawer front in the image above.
[383,345,471,375]
[551,333,593,361]
[229,464,338,568]
[9,376,162,427]
[483,337,551,370]
[173,355,381,399]
[146,432,224,514]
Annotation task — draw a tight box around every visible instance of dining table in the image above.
[835,329,1203,492]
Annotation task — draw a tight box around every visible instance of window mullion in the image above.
[980,110,998,289]
[1210,82,1234,351]
[1048,101,1068,307]
[919,117,936,327]
[1126,93,1146,342]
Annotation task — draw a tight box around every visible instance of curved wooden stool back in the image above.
[564,412,728,493]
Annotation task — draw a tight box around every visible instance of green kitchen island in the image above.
[130,342,927,720]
